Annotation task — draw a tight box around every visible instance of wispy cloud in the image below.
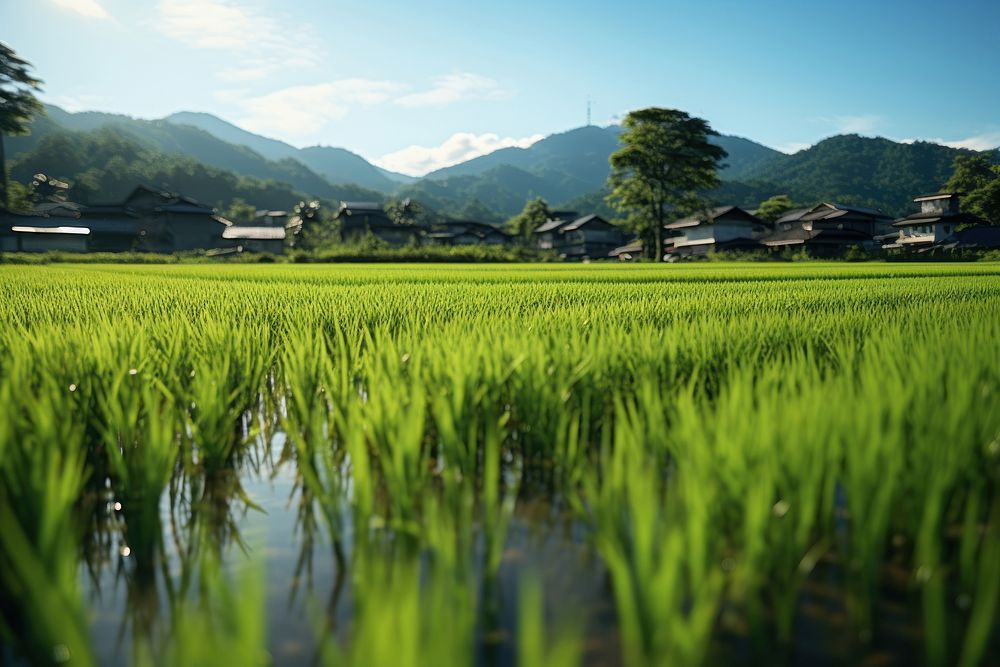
[898,132,1000,151]
[821,114,883,135]
[51,0,110,19]
[230,80,407,141]
[220,69,512,145]
[938,132,1000,151]
[375,132,544,177]
[155,0,319,81]
[395,73,509,108]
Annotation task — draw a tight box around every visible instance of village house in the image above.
[534,213,626,259]
[110,185,229,252]
[760,202,893,254]
[424,220,511,246]
[887,193,986,249]
[664,206,769,257]
[336,201,421,246]
[1,185,231,253]
[216,208,289,254]
[928,225,1000,252]
[221,225,286,254]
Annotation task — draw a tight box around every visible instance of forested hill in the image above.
[165,111,414,191]
[423,125,782,194]
[7,105,995,221]
[7,126,383,211]
[732,134,990,216]
[6,105,391,203]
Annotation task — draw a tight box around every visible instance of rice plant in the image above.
[0,261,998,666]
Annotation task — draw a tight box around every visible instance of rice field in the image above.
[1,261,999,666]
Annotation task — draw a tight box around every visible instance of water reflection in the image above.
[70,408,613,667]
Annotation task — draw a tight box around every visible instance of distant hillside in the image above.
[734,134,989,216]
[165,111,299,161]
[714,135,784,180]
[167,111,412,191]
[558,135,988,219]
[8,125,382,211]
[421,125,783,213]
[396,165,560,219]
[427,126,619,192]
[295,145,403,193]
[9,105,991,223]
[9,106,390,203]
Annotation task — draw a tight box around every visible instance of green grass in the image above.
[0,262,999,666]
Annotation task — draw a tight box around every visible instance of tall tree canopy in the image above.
[504,197,552,244]
[755,194,800,224]
[944,154,1000,225]
[0,42,42,209]
[607,108,726,260]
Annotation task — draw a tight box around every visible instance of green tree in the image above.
[222,197,257,223]
[0,42,43,209]
[6,179,32,212]
[944,154,1000,224]
[607,108,727,260]
[297,208,341,250]
[287,200,321,247]
[385,197,428,226]
[454,198,503,225]
[755,194,799,224]
[505,197,551,244]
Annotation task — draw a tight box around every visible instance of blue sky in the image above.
[3,0,1000,175]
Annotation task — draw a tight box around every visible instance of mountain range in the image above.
[6,104,996,220]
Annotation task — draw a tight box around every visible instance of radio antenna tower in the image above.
[586,96,592,126]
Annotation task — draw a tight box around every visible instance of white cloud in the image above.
[51,0,109,19]
[938,132,1000,151]
[822,114,883,134]
[375,132,544,177]
[898,132,1000,151]
[157,0,270,50]
[232,80,407,141]
[395,73,508,108]
[155,1,319,80]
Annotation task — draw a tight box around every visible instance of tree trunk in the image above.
[654,221,663,262]
[0,133,7,211]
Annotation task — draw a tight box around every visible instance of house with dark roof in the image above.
[534,213,626,259]
[221,226,286,254]
[931,225,1000,251]
[0,211,91,252]
[887,193,987,249]
[107,185,230,252]
[1,185,231,253]
[425,220,511,246]
[336,201,421,246]
[664,206,769,257]
[760,202,893,254]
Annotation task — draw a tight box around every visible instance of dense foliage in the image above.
[0,41,42,208]
[504,197,553,243]
[1,263,999,666]
[735,135,991,216]
[608,108,726,260]
[944,154,1000,224]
